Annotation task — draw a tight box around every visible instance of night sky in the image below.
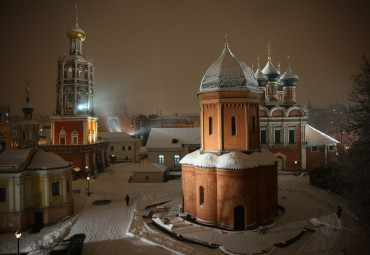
[1,0,369,116]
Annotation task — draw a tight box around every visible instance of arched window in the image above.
[231,116,236,136]
[209,117,213,135]
[71,130,78,145]
[67,67,73,79]
[59,127,66,145]
[199,186,204,206]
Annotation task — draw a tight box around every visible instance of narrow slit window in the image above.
[231,116,236,136]
[209,117,213,135]
[199,186,204,206]
[252,116,256,135]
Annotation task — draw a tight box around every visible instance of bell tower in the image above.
[56,4,94,116]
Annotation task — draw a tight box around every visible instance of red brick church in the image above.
[180,41,278,230]
[255,47,338,171]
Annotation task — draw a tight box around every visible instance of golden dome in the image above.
[66,26,86,41]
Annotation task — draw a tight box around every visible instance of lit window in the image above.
[52,181,61,197]
[0,186,6,202]
[209,117,213,135]
[158,155,164,165]
[231,116,236,136]
[311,146,318,152]
[59,127,67,145]
[174,155,180,168]
[71,130,78,145]
[199,186,204,206]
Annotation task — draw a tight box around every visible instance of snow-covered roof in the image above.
[133,163,168,173]
[99,132,135,142]
[180,149,277,170]
[262,60,280,75]
[198,47,259,95]
[26,151,71,170]
[280,66,298,80]
[306,125,339,145]
[254,68,268,80]
[0,148,71,171]
[146,128,200,149]
[0,148,34,167]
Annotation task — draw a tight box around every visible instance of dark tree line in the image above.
[343,55,370,233]
[310,56,370,235]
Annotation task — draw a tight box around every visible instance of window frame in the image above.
[0,186,6,203]
[209,117,213,135]
[51,181,61,197]
[231,116,236,136]
[274,129,281,144]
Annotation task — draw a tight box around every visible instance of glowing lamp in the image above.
[15,231,21,239]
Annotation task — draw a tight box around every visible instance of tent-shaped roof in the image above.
[306,125,339,145]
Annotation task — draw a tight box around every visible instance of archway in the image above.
[275,153,286,170]
[234,205,245,230]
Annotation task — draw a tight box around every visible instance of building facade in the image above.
[0,90,73,233]
[255,50,338,170]
[146,128,200,170]
[181,43,278,230]
[99,132,141,162]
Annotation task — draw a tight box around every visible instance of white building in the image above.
[99,132,141,162]
[146,128,200,170]
[131,163,168,183]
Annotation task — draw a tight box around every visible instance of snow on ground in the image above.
[1,163,369,254]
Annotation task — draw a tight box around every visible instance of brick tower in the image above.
[181,38,278,230]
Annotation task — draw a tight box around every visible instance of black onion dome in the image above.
[22,88,34,115]
[254,68,268,87]
[262,60,280,82]
[280,66,299,86]
[198,46,259,95]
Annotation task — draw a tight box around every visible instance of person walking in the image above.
[336,205,342,219]
[125,194,130,206]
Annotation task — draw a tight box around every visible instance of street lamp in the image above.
[15,230,21,254]
[87,176,90,196]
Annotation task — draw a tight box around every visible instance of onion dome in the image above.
[66,25,86,41]
[22,87,34,115]
[66,5,86,41]
[198,46,259,95]
[280,65,299,86]
[262,60,280,82]
[254,68,268,87]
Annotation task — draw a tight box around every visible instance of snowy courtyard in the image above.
[0,163,369,254]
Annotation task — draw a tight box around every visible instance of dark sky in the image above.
[1,0,369,116]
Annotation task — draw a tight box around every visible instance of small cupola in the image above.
[280,56,299,87]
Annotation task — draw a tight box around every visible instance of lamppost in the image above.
[87,176,90,196]
[15,230,21,254]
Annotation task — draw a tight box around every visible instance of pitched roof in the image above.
[306,125,339,145]
[146,128,200,149]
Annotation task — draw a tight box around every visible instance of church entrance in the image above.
[234,205,245,230]
[30,211,44,234]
